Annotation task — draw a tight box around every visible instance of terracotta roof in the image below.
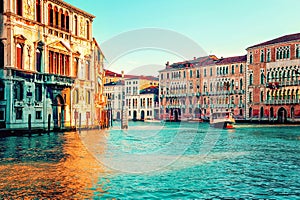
[168,55,218,69]
[247,33,300,49]
[216,55,247,65]
[104,69,122,77]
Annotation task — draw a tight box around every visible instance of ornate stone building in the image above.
[246,33,300,123]
[0,0,97,130]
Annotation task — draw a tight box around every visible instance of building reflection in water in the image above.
[0,131,109,199]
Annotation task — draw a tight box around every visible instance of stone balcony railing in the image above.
[264,99,300,105]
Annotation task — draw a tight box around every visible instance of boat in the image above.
[144,119,162,123]
[210,111,235,129]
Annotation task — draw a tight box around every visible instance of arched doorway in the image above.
[249,107,252,119]
[133,110,137,121]
[116,112,121,120]
[174,109,179,121]
[270,107,274,122]
[194,108,201,119]
[260,107,264,120]
[53,94,65,129]
[291,107,295,122]
[277,107,287,123]
[141,110,145,120]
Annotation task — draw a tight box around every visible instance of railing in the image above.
[264,99,300,104]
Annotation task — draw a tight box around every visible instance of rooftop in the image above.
[247,33,300,49]
[216,55,247,65]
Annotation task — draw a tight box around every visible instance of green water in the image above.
[0,122,299,199]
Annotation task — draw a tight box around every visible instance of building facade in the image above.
[0,0,97,130]
[125,77,159,121]
[246,33,300,123]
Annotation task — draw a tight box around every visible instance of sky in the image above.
[65,0,300,76]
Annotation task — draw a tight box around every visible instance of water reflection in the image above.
[0,131,108,199]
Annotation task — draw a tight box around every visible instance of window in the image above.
[60,9,65,29]
[86,61,90,80]
[36,48,42,72]
[87,91,91,104]
[260,49,264,62]
[204,69,206,77]
[0,41,4,68]
[260,73,265,84]
[240,64,243,73]
[210,68,212,76]
[183,71,186,78]
[0,81,4,100]
[36,111,42,119]
[240,79,243,90]
[86,20,90,40]
[48,4,53,26]
[249,92,252,103]
[189,70,193,78]
[16,0,22,16]
[16,108,23,120]
[296,44,300,58]
[0,110,4,121]
[74,16,78,36]
[249,74,253,85]
[66,12,70,31]
[267,49,271,62]
[54,6,58,28]
[276,46,290,59]
[160,73,163,80]
[260,91,264,102]
[35,83,42,101]
[231,65,235,74]
[36,0,41,22]
[74,89,79,104]
[14,81,23,101]
[249,52,253,64]
[16,43,23,69]
[196,70,200,78]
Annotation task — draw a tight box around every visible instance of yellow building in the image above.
[0,0,97,131]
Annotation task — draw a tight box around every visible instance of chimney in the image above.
[166,61,169,67]
[121,70,124,78]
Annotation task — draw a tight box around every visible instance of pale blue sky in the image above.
[65,0,300,75]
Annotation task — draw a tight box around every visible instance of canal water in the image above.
[0,122,299,199]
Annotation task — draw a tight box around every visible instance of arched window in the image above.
[249,107,252,118]
[60,9,65,29]
[296,45,300,58]
[74,15,78,35]
[260,50,264,62]
[267,50,271,62]
[65,12,70,31]
[36,48,42,72]
[260,107,264,119]
[249,92,252,103]
[267,91,270,101]
[36,0,41,23]
[16,0,22,16]
[240,64,243,73]
[48,4,53,26]
[86,20,90,40]
[260,91,264,102]
[260,73,265,84]
[16,43,23,69]
[249,74,253,85]
[249,53,253,64]
[189,70,193,78]
[86,60,90,80]
[54,6,58,28]
[240,78,243,90]
[0,41,4,68]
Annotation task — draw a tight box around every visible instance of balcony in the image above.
[44,74,75,87]
[264,99,300,105]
